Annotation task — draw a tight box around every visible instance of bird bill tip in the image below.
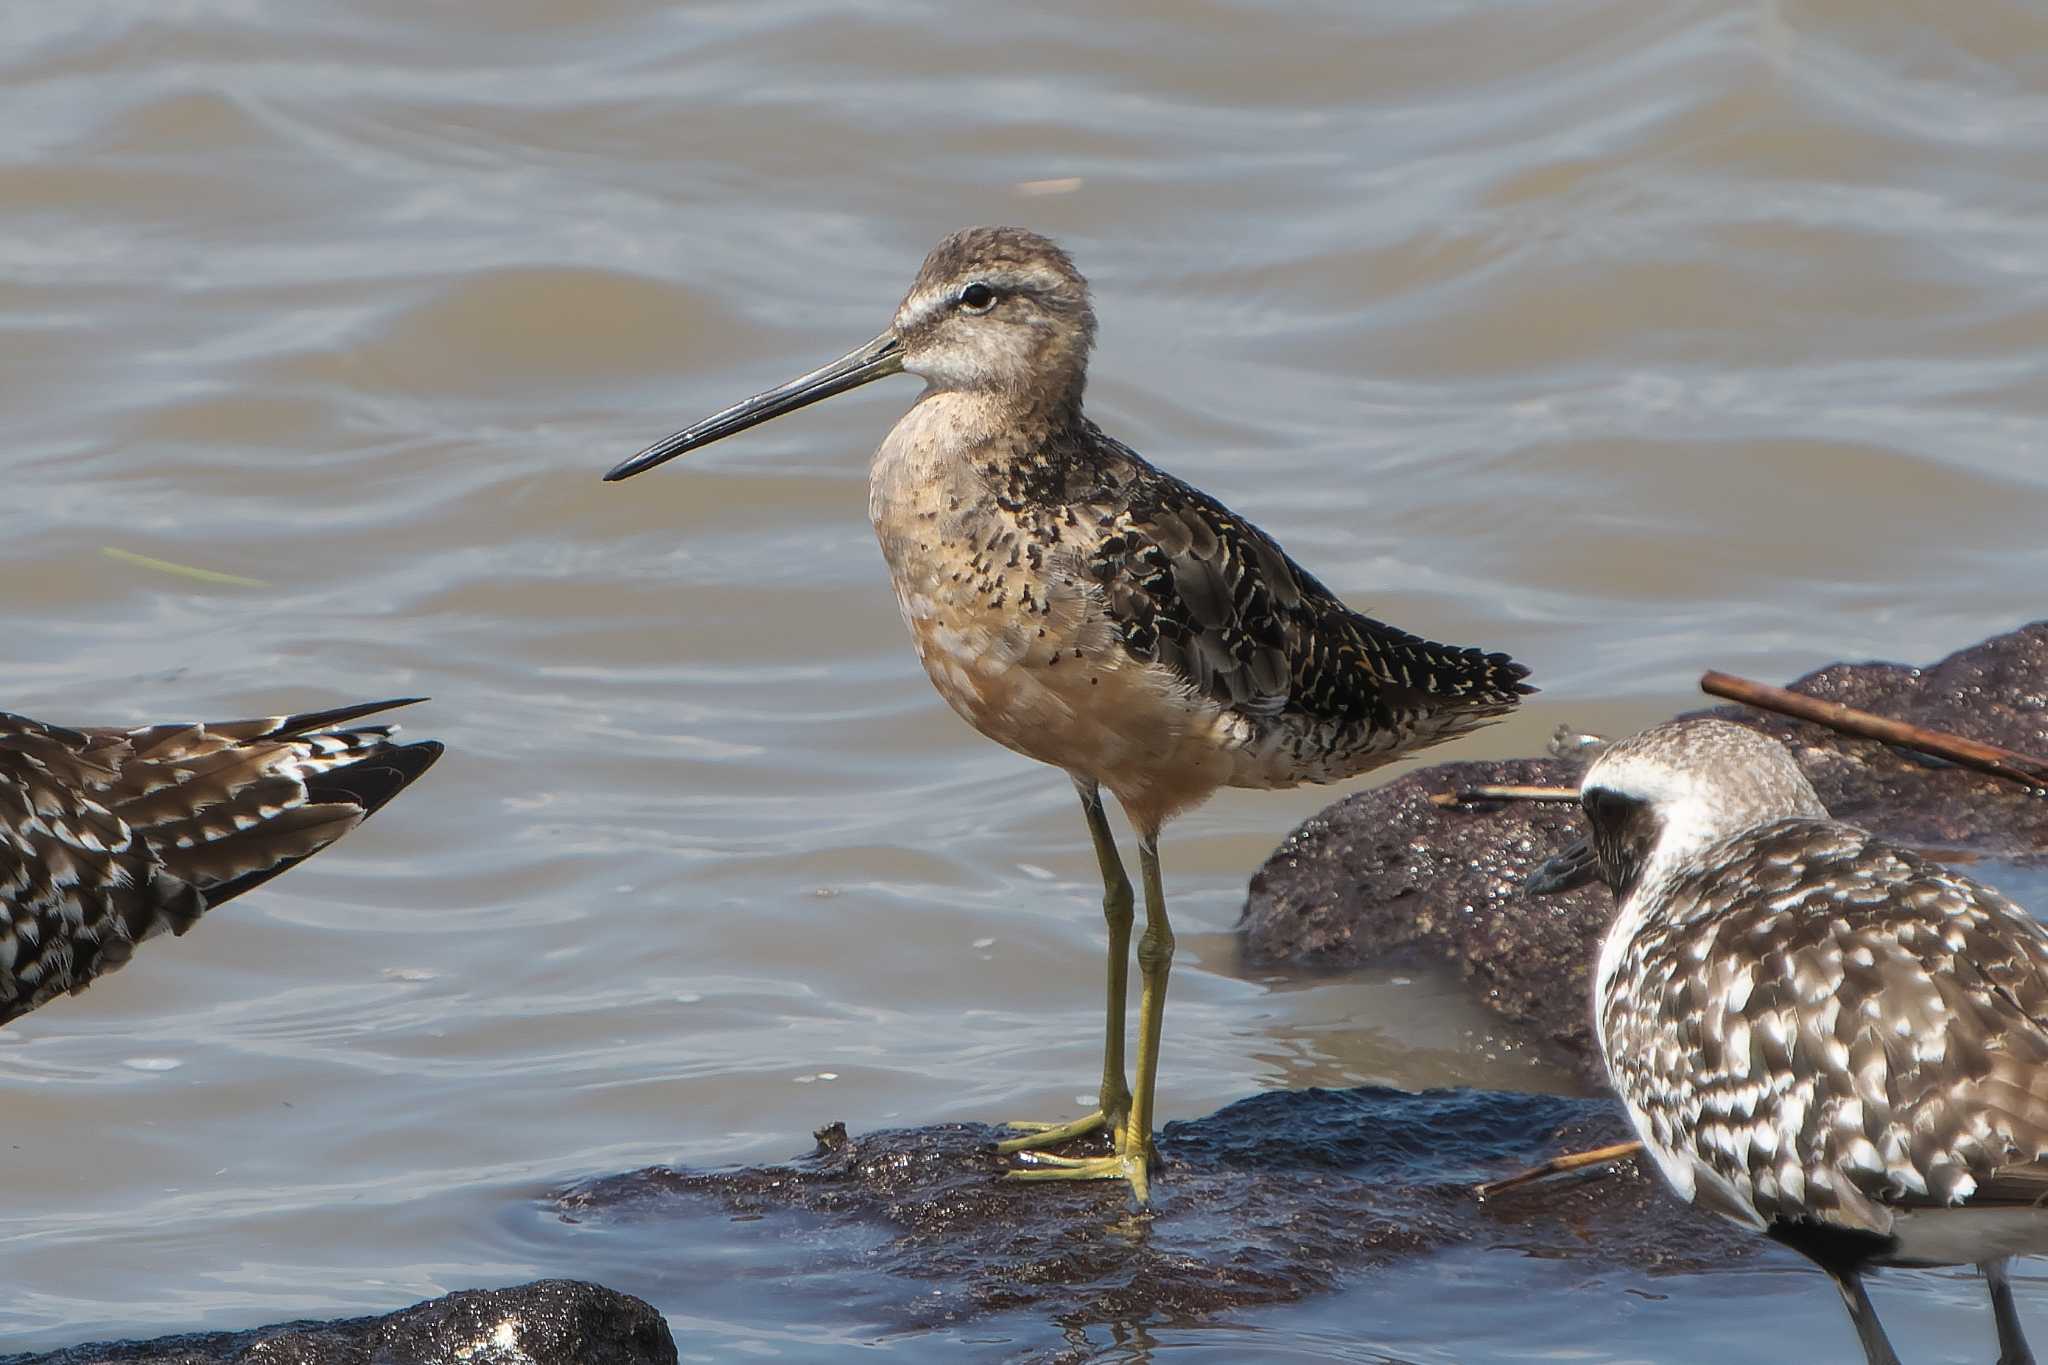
[603,438,687,482]
[1527,837,1599,895]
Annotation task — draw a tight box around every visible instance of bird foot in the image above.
[1003,1148,1153,1204]
[994,1108,1122,1154]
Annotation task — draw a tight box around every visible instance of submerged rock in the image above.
[2,1279,677,1365]
[553,1085,1751,1333]
[1240,622,2048,1078]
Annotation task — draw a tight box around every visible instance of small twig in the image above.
[1700,671,2048,791]
[1428,784,1581,808]
[1474,1140,1644,1198]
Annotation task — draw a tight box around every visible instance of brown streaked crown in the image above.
[891,227,1098,403]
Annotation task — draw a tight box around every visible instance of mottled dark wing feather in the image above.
[196,736,441,907]
[1070,423,1531,729]
[194,696,431,745]
[1607,819,2048,1236]
[0,700,442,1026]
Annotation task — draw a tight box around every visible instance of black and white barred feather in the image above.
[1537,717,2048,1364]
[0,698,441,1025]
[1601,816,2048,1243]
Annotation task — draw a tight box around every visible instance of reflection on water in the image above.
[3,0,2045,1358]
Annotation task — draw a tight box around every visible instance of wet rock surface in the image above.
[2,1279,677,1365]
[1241,622,2048,1078]
[553,1085,1752,1335]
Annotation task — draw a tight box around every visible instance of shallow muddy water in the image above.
[2,1,2045,1359]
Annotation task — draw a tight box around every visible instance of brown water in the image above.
[3,1,2045,1359]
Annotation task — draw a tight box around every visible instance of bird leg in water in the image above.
[1005,831,1169,1203]
[1985,1257,2036,1365]
[1831,1269,1904,1365]
[998,780,1134,1154]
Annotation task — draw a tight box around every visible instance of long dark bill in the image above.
[604,331,905,482]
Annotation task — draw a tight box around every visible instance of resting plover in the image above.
[1532,717,2048,1365]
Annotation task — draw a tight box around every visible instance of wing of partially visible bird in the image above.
[0,699,442,1026]
[1608,818,2048,1238]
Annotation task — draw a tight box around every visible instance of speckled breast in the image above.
[865,401,1242,820]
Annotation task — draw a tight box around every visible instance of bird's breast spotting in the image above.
[866,415,1256,822]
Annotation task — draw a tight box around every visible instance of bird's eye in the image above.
[958,283,997,312]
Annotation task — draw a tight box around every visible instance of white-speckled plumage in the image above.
[0,699,441,1026]
[1557,717,2048,1364]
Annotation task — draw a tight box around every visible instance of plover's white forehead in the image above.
[1583,718,1824,821]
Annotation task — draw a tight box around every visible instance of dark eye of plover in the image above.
[1582,786,1659,898]
[606,224,1534,1205]
[1535,716,2048,1365]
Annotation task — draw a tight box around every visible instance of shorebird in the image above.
[606,226,1531,1203]
[1532,717,2048,1364]
[0,698,441,1027]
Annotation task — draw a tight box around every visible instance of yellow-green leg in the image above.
[998,779,1134,1155]
[1007,829,1172,1207]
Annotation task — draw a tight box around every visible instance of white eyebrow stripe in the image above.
[895,288,951,331]
[895,268,1058,332]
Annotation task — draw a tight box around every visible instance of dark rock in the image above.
[2,1279,677,1365]
[1240,621,2048,1078]
[552,1085,1752,1335]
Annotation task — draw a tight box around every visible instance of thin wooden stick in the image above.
[1474,1139,1644,1198]
[1700,671,2048,791]
[1427,784,1581,808]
